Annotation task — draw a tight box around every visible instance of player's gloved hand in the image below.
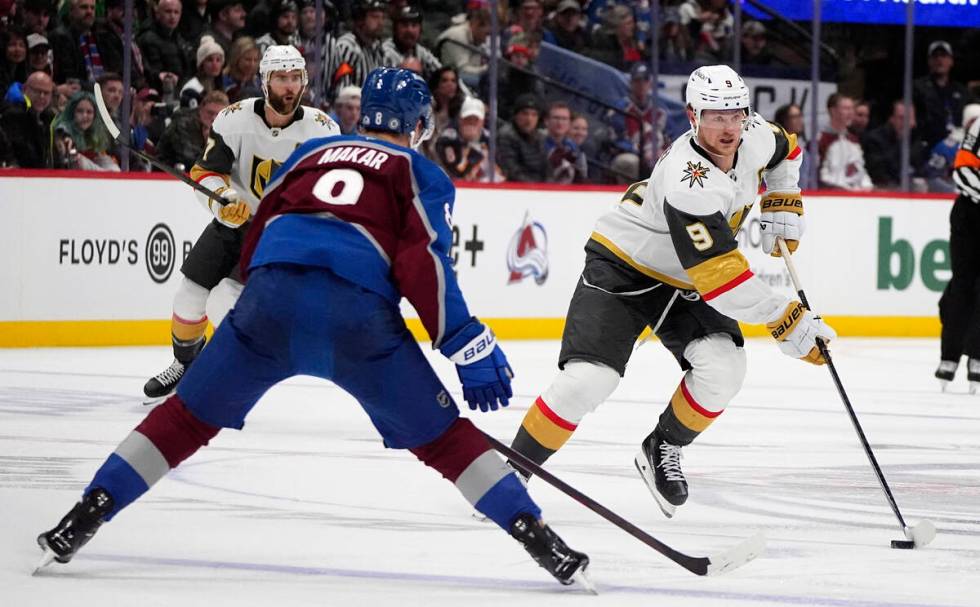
[209,186,251,228]
[440,319,514,412]
[767,301,837,365]
[759,192,805,257]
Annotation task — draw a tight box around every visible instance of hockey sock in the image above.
[656,377,725,447]
[511,397,578,471]
[410,418,541,530]
[86,395,220,520]
[171,278,210,361]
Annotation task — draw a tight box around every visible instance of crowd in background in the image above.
[0,0,978,190]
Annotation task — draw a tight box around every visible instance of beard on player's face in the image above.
[268,88,301,114]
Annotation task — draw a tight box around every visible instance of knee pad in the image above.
[173,277,211,322]
[682,333,746,408]
[541,360,620,424]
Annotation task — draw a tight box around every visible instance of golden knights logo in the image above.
[681,161,710,188]
[222,101,243,116]
[314,113,329,126]
[507,211,548,285]
[249,155,283,199]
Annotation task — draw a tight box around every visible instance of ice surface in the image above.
[2,339,978,606]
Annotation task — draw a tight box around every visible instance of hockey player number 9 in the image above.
[686,222,714,251]
[312,169,365,206]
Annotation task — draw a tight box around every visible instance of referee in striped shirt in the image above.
[936,104,980,386]
[327,0,387,93]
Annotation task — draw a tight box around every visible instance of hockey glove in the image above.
[759,192,805,257]
[209,186,251,228]
[440,319,514,412]
[767,301,837,365]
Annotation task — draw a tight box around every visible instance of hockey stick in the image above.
[93,83,224,203]
[776,239,936,549]
[482,432,765,576]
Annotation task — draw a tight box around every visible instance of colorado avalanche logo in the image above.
[507,211,549,285]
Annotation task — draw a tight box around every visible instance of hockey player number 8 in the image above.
[686,222,714,251]
[312,168,365,205]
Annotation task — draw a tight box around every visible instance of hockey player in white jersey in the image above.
[143,45,340,404]
[509,65,837,517]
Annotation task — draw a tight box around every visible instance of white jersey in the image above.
[191,98,341,213]
[589,113,803,325]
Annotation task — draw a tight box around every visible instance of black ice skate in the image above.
[34,488,114,574]
[935,360,957,392]
[968,359,980,395]
[143,337,205,405]
[634,430,688,518]
[509,513,594,592]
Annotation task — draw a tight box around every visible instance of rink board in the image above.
[0,172,954,346]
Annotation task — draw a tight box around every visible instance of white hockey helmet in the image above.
[259,45,309,103]
[685,65,750,134]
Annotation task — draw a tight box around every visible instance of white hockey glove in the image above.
[759,192,805,257]
[209,186,251,228]
[766,301,837,365]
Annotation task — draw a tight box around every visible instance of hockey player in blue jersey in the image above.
[35,68,591,589]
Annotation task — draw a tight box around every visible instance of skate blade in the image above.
[32,546,57,575]
[939,380,949,393]
[571,567,598,595]
[633,453,676,519]
[142,393,171,406]
[970,383,979,395]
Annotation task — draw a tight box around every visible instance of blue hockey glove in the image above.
[440,319,514,412]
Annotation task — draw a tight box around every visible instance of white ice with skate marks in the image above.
[1,338,978,606]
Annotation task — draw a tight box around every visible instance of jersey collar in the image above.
[689,136,741,171]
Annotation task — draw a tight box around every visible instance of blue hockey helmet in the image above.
[359,67,434,149]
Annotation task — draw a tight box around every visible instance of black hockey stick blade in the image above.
[93,84,223,202]
[483,432,765,576]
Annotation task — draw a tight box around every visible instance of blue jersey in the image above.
[241,134,470,347]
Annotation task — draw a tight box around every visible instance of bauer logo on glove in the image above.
[759,192,805,257]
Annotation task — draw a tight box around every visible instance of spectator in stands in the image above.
[329,84,361,134]
[659,7,691,63]
[587,4,646,72]
[330,0,386,90]
[774,102,810,188]
[96,72,124,125]
[0,126,14,167]
[1,26,28,94]
[98,0,147,89]
[863,100,927,190]
[180,35,225,105]
[608,63,664,181]
[481,31,542,121]
[513,0,553,45]
[434,96,501,182]
[497,93,547,183]
[52,79,80,115]
[21,0,53,37]
[48,0,106,84]
[209,0,248,55]
[179,0,211,44]
[138,0,195,94]
[818,93,872,191]
[436,6,490,89]
[740,20,773,66]
[156,89,229,171]
[124,86,162,171]
[221,36,261,102]
[382,4,442,81]
[428,65,465,148]
[543,100,586,184]
[26,34,53,76]
[51,90,120,171]
[914,40,969,149]
[547,0,589,55]
[570,112,603,182]
[256,0,301,55]
[851,99,870,140]
[0,70,55,167]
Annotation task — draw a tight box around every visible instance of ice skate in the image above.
[635,430,688,518]
[34,489,114,574]
[509,513,593,592]
[143,338,205,405]
[968,359,980,395]
[935,360,957,392]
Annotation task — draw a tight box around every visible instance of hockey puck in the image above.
[890,540,915,549]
